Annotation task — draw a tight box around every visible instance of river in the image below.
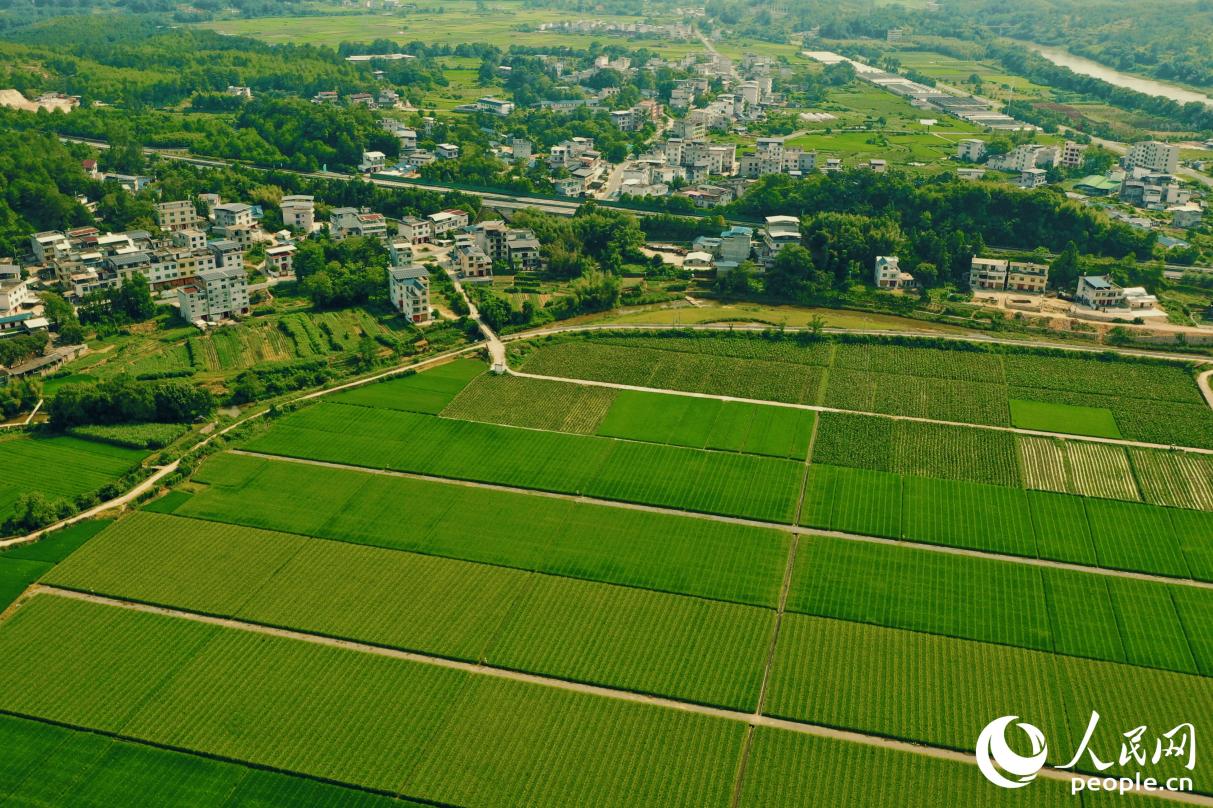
[1029,43,1213,108]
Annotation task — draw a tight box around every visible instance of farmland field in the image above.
[519,334,1213,447]
[4,331,1212,804]
[1009,399,1122,439]
[243,402,806,521]
[0,594,748,807]
[442,373,616,433]
[46,512,775,709]
[0,712,423,808]
[0,434,146,531]
[787,536,1213,675]
[764,615,1213,789]
[596,389,815,458]
[181,453,790,606]
[329,358,484,414]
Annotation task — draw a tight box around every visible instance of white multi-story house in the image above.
[265,244,295,276]
[761,215,800,264]
[389,264,430,323]
[477,97,515,116]
[208,240,243,272]
[1074,275,1123,309]
[399,217,432,244]
[436,143,460,160]
[969,257,1008,290]
[177,266,249,323]
[719,226,753,263]
[1124,140,1179,174]
[359,151,387,173]
[280,195,315,232]
[427,209,470,236]
[155,200,201,233]
[1007,261,1049,292]
[873,255,915,289]
[212,203,253,229]
[1019,167,1048,188]
[170,228,207,252]
[0,277,34,315]
[957,139,986,162]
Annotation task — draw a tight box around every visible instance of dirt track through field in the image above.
[508,369,1213,455]
[230,450,1213,593]
[21,586,1212,805]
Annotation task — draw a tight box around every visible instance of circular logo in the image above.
[976,716,1049,789]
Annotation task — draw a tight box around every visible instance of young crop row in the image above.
[789,536,1213,676]
[244,403,806,522]
[593,333,835,366]
[441,373,617,434]
[519,342,825,405]
[1003,353,1204,404]
[812,412,1019,486]
[1017,436,1142,501]
[0,595,747,807]
[832,343,1005,383]
[801,464,1213,580]
[331,358,483,415]
[183,453,790,607]
[594,390,814,459]
[764,615,1213,791]
[1130,449,1213,511]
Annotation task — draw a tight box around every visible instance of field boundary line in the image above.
[21,587,1213,806]
[731,530,802,808]
[508,369,1213,455]
[229,450,1213,592]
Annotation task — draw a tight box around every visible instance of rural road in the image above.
[1198,369,1213,410]
[438,263,506,368]
[229,450,1213,593]
[23,585,1213,806]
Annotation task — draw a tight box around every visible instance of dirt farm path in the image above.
[22,586,1211,805]
[508,368,1213,456]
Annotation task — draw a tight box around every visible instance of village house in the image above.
[389,264,431,324]
[873,255,916,289]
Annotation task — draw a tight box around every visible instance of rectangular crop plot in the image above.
[812,412,1018,486]
[1016,436,1141,502]
[787,537,1051,650]
[0,595,747,807]
[901,476,1036,557]
[1170,509,1213,582]
[799,465,901,538]
[1084,499,1190,578]
[485,575,774,710]
[0,713,415,808]
[1041,568,1125,663]
[1106,578,1197,674]
[765,614,1213,789]
[1130,449,1213,511]
[244,403,805,522]
[1009,399,1121,438]
[596,390,813,459]
[440,373,616,434]
[182,453,790,607]
[1027,491,1097,565]
[328,358,484,414]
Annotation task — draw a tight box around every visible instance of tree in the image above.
[1049,241,1082,291]
[714,261,758,296]
[764,245,829,300]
